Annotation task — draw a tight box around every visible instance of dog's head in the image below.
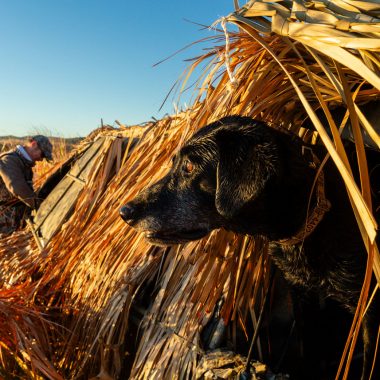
[120,116,281,245]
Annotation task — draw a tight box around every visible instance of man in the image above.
[0,135,53,235]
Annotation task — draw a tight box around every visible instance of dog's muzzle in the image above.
[119,204,136,225]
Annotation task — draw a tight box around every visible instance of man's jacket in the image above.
[0,148,36,208]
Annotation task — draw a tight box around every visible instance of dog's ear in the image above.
[215,126,277,218]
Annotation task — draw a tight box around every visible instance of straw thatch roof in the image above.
[0,0,379,379]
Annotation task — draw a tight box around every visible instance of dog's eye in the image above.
[183,160,194,174]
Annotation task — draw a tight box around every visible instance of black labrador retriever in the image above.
[120,116,379,379]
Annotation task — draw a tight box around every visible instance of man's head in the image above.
[25,135,53,162]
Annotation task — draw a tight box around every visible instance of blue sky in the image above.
[0,0,234,137]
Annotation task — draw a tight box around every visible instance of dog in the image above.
[120,116,379,379]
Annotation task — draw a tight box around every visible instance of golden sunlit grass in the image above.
[0,0,379,379]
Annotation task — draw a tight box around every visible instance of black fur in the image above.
[120,116,379,379]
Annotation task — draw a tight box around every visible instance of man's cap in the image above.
[31,135,53,161]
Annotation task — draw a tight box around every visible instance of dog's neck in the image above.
[226,133,326,242]
[277,149,331,245]
[267,134,328,241]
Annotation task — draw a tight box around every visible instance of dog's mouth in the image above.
[145,228,209,245]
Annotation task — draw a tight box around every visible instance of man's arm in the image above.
[0,154,37,208]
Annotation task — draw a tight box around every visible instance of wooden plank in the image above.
[32,137,109,244]
[66,173,86,185]
[39,180,83,241]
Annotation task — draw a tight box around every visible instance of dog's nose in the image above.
[120,204,136,224]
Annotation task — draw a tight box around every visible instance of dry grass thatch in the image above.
[0,0,379,379]
[0,113,273,379]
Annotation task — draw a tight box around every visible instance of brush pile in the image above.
[0,0,379,379]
